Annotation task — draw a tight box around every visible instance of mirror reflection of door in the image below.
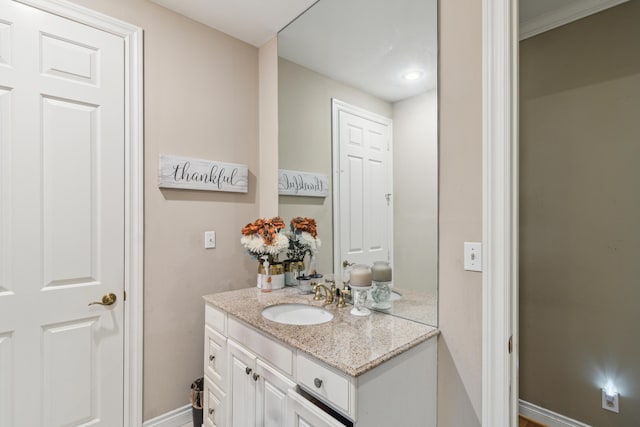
[332,100,393,273]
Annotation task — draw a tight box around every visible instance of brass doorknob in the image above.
[88,293,117,306]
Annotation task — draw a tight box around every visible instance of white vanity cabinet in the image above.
[204,302,437,427]
[205,304,300,427]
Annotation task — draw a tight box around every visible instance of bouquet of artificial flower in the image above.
[287,217,321,262]
[240,217,289,262]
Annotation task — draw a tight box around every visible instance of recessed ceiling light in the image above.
[403,70,424,81]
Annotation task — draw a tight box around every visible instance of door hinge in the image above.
[508,336,513,354]
[124,290,127,301]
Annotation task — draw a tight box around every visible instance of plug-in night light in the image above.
[602,382,620,413]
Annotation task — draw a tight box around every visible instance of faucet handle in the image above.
[337,287,351,308]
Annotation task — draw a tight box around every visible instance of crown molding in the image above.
[520,0,628,40]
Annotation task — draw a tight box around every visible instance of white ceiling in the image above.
[278,0,438,103]
[520,0,587,22]
[151,0,626,101]
[149,0,316,47]
[519,0,629,39]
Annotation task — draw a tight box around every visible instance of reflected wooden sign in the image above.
[278,169,329,197]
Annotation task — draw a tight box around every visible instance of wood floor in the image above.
[519,415,548,427]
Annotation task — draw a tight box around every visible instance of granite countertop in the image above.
[367,287,437,326]
[203,287,439,377]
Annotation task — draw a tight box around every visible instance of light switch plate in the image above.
[464,242,482,272]
[204,231,216,249]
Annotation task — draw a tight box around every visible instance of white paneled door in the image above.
[333,100,393,270]
[0,1,126,426]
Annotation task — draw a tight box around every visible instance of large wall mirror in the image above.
[277,0,438,326]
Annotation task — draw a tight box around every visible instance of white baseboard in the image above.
[519,400,591,427]
[143,404,193,427]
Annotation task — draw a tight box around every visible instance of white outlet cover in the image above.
[602,389,620,413]
[464,242,482,272]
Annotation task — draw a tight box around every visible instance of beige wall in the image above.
[67,0,260,420]
[520,3,640,425]
[438,0,483,425]
[392,90,438,294]
[278,58,392,274]
[259,37,280,218]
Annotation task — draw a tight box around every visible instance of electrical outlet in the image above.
[464,242,482,272]
[602,389,619,413]
[204,231,216,249]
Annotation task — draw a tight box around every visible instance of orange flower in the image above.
[291,217,317,238]
[241,217,286,245]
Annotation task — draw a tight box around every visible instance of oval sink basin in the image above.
[262,303,333,325]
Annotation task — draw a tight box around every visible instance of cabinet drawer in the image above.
[204,325,226,388]
[296,353,355,417]
[205,304,227,334]
[204,377,226,427]
[228,317,294,376]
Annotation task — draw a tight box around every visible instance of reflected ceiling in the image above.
[278,0,437,103]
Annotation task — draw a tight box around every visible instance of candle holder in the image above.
[371,280,392,310]
[351,285,372,316]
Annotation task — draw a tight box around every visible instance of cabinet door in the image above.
[287,390,346,427]
[256,360,296,427]
[228,340,257,427]
[203,377,226,427]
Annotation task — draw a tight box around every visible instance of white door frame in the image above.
[482,0,518,426]
[13,0,145,425]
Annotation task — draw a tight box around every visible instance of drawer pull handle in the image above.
[253,373,260,381]
[209,408,214,415]
[245,367,252,375]
[314,378,323,388]
[209,354,215,361]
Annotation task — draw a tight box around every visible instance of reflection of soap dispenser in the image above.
[306,254,318,276]
[261,256,272,293]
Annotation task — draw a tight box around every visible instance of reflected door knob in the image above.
[88,293,117,306]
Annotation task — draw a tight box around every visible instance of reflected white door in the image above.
[0,1,125,426]
[333,100,393,271]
